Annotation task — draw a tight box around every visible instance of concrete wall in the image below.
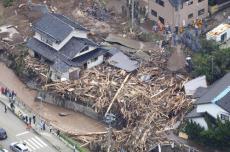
[34,30,88,51]
[190,117,208,130]
[148,0,208,27]
[87,55,104,69]
[37,91,99,120]
[197,103,230,119]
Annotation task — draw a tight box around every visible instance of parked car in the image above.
[0,128,7,140]
[10,142,29,152]
[0,149,8,152]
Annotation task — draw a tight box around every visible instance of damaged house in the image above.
[27,13,107,81]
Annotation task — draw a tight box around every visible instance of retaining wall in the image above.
[37,91,99,120]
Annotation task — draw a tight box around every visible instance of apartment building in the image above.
[147,0,209,27]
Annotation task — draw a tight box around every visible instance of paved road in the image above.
[0,103,58,152]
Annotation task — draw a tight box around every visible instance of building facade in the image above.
[147,0,209,27]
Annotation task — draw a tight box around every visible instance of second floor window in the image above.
[155,0,164,7]
[220,114,229,121]
[198,9,205,16]
[188,13,193,19]
[41,36,53,46]
[151,10,157,17]
[198,0,204,2]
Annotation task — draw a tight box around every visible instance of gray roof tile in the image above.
[196,73,230,105]
[33,13,74,42]
[185,108,204,118]
[52,13,88,31]
[216,92,230,113]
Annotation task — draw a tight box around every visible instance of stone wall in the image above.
[37,91,99,120]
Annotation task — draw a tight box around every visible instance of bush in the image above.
[185,118,230,149]
[192,47,230,83]
[3,0,14,7]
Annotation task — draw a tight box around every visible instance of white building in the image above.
[186,73,230,130]
[206,23,230,43]
[27,13,107,81]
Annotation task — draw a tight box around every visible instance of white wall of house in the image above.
[34,30,88,51]
[190,117,208,130]
[87,55,103,69]
[197,103,229,119]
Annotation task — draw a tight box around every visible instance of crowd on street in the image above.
[0,86,60,135]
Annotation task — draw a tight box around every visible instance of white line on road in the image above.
[23,140,36,151]
[28,138,40,149]
[35,136,48,147]
[16,131,30,137]
[31,137,44,148]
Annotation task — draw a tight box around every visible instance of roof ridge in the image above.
[49,13,75,31]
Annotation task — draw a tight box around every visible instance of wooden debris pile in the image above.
[43,62,191,151]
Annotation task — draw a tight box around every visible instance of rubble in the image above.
[40,62,191,151]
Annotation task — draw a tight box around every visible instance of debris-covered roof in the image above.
[33,13,74,42]
[196,73,230,104]
[107,50,139,72]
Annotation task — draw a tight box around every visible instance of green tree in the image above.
[184,120,204,141]
[3,0,14,7]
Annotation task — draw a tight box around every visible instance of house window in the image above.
[220,114,229,121]
[198,0,204,2]
[46,39,53,46]
[155,0,164,7]
[158,16,165,25]
[188,13,193,19]
[41,36,53,46]
[151,10,157,17]
[198,9,205,16]
[91,57,98,62]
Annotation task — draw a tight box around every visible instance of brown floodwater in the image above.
[0,62,106,134]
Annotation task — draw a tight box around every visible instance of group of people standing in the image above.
[1,86,16,100]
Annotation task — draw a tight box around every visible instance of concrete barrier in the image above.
[37,91,99,120]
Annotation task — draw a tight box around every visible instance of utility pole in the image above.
[131,0,135,29]
[104,113,116,152]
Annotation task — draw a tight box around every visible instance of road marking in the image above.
[31,137,44,148]
[28,138,40,149]
[23,140,36,151]
[16,131,29,137]
[35,136,48,147]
